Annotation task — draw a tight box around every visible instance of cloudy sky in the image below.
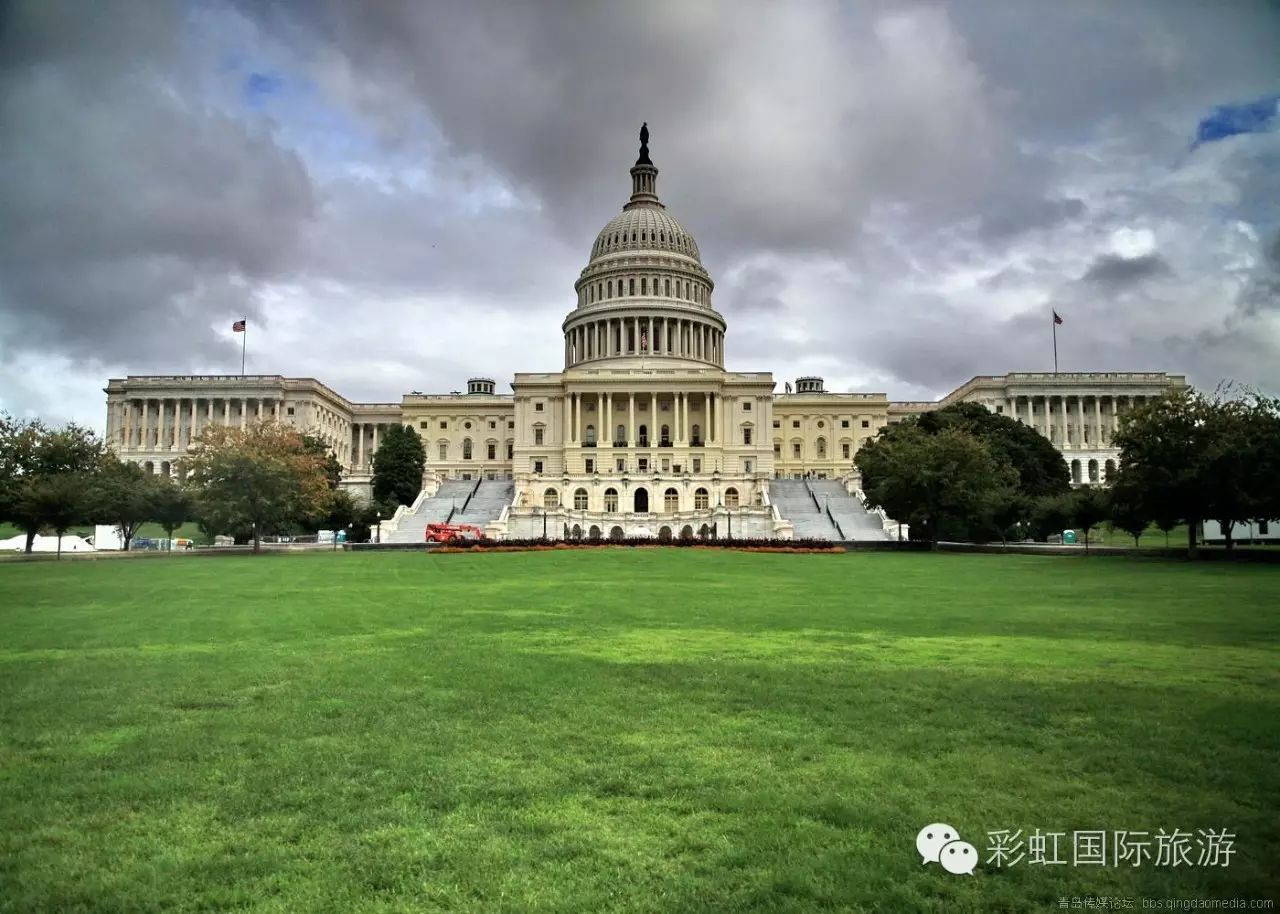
[2,0,1278,427]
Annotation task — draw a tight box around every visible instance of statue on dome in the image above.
[637,121,652,165]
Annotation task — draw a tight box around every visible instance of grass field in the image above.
[1,551,1277,913]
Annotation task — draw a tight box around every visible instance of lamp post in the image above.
[375,511,381,544]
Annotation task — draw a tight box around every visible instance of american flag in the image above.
[232,319,246,332]
[1052,310,1063,325]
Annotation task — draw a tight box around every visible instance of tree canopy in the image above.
[185,422,333,552]
[372,424,425,508]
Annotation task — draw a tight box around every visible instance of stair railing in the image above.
[459,477,482,515]
[826,503,846,540]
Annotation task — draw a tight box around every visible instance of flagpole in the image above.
[1052,317,1058,374]
[241,323,247,376]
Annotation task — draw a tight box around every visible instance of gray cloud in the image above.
[1,0,1279,424]
[1081,253,1173,285]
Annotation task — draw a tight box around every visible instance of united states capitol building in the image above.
[103,128,1185,541]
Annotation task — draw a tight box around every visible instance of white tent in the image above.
[1,533,95,553]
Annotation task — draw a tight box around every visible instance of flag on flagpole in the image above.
[1053,310,1063,325]
[232,319,246,332]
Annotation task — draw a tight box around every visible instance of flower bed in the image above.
[430,537,845,554]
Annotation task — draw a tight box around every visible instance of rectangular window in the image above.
[692,458,701,473]
[842,443,851,458]
[507,443,514,459]
[638,458,648,472]
[995,405,1004,414]
[508,421,514,429]
[585,458,594,474]
[440,421,447,429]
[286,407,295,416]
[616,458,625,472]
[419,421,428,428]
[792,420,800,428]
[772,419,780,428]
[534,428,544,445]
[1260,521,1269,534]
[861,419,870,428]
[793,443,801,458]
[774,442,781,456]
[534,402,544,412]
[743,428,752,445]
[489,421,496,429]
[487,444,496,460]
[841,419,849,428]
[742,401,752,411]
[661,458,670,471]
[533,460,543,474]
[743,459,752,473]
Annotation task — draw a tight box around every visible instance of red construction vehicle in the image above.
[425,522,486,544]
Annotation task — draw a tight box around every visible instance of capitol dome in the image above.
[564,124,724,370]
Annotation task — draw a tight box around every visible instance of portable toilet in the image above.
[1063,529,1077,544]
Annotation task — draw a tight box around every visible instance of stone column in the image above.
[627,393,636,446]
[1094,397,1102,449]
[239,399,247,429]
[1059,397,1067,447]
[708,393,715,443]
[189,399,197,447]
[563,394,572,442]
[573,393,580,443]
[372,423,379,456]
[604,392,612,446]
[140,399,150,450]
[223,399,230,426]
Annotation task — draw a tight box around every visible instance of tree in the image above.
[1111,388,1279,558]
[857,425,1017,547]
[151,480,197,546]
[916,402,1070,497]
[88,460,159,551]
[1030,492,1074,542]
[185,422,332,553]
[977,487,1028,547]
[1,419,108,554]
[301,435,343,490]
[1106,492,1150,549]
[372,424,425,508]
[1067,485,1110,554]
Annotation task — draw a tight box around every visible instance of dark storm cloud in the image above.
[1081,253,1173,285]
[0,0,315,370]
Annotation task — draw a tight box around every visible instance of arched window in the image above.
[608,280,613,297]
[589,286,595,303]
[660,424,670,445]
[641,277,648,295]
[629,278,636,295]
[664,487,679,512]
[604,488,619,512]
[691,424,701,444]
[638,424,648,447]
[616,424,626,445]
[664,278,671,296]
[463,438,473,460]
[694,487,709,510]
[543,488,559,509]
[585,424,596,445]
[1104,459,1116,480]
[1088,459,1099,482]
[574,488,589,510]
[685,281,691,299]
[724,487,739,507]
[438,442,448,461]
[1070,459,1081,484]
[816,437,827,458]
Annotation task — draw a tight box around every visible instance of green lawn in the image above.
[1,552,1276,913]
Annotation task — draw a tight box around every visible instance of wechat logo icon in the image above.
[917,822,977,876]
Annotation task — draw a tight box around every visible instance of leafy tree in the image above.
[88,460,159,551]
[151,480,197,546]
[976,487,1028,547]
[185,422,332,553]
[301,435,343,490]
[857,425,1017,547]
[372,424,425,508]
[1030,492,1074,542]
[1112,388,1279,558]
[1066,485,1110,554]
[1,419,108,554]
[1107,492,1150,549]
[916,402,1070,497]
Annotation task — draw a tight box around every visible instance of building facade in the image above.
[103,129,1186,538]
